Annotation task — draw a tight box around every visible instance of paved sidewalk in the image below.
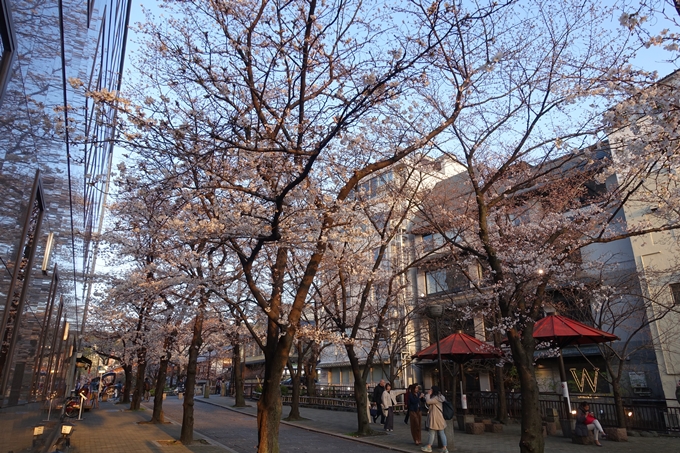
[54,395,680,453]
[61,400,227,453]
[195,395,680,453]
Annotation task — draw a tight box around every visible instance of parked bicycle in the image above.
[60,396,80,420]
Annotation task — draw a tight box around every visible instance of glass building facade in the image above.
[0,0,130,449]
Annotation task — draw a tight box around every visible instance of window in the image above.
[425,268,469,295]
[670,283,680,306]
[0,0,16,106]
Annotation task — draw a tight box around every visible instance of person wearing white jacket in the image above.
[381,382,406,431]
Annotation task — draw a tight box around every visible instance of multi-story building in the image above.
[316,155,465,388]
[0,0,130,449]
[410,119,680,409]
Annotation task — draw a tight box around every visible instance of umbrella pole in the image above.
[558,349,572,429]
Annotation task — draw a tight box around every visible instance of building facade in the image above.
[0,0,130,449]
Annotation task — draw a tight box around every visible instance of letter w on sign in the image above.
[570,368,599,393]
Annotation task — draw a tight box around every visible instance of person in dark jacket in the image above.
[575,401,606,446]
[373,379,386,424]
[407,384,423,445]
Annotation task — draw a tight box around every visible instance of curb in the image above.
[194,398,416,453]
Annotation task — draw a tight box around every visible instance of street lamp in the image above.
[426,303,446,450]
[426,304,445,390]
[207,346,214,382]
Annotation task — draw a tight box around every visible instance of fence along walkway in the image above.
[246,383,680,433]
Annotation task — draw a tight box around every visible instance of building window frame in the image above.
[669,282,680,306]
[0,0,16,106]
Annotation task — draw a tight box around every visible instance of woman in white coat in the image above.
[381,382,406,431]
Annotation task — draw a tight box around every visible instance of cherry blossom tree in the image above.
[404,0,680,451]
[88,0,498,449]
[85,1,679,452]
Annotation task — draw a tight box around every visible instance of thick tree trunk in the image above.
[130,353,146,410]
[353,377,371,435]
[286,374,301,420]
[347,347,371,435]
[180,311,204,444]
[232,342,246,407]
[509,336,544,453]
[121,363,133,404]
[150,354,170,423]
[256,375,283,453]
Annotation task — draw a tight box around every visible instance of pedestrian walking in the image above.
[372,379,386,424]
[407,384,423,445]
[676,380,680,405]
[143,377,151,402]
[90,379,100,408]
[420,386,449,453]
[366,383,372,423]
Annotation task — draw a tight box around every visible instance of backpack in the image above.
[441,400,454,420]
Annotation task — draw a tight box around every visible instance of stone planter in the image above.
[465,422,485,434]
[457,414,475,431]
[604,427,628,442]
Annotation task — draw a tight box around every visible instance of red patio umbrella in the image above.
[533,314,618,348]
[414,331,502,416]
[414,331,502,363]
[531,314,619,425]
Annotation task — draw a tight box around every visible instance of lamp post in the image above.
[426,303,445,450]
[207,346,214,382]
[426,304,445,390]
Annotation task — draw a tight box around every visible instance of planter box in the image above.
[465,422,485,435]
[457,414,475,431]
[604,427,628,442]
[485,423,503,433]
[572,433,595,445]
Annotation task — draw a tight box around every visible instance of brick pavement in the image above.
[59,399,229,453]
[49,395,680,453]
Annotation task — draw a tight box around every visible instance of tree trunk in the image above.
[509,335,544,453]
[256,375,283,453]
[122,363,132,404]
[353,377,371,435]
[495,365,508,424]
[180,310,204,444]
[131,352,146,410]
[304,358,318,397]
[612,376,626,428]
[232,342,245,407]
[347,347,371,435]
[286,374,301,420]
[150,354,170,423]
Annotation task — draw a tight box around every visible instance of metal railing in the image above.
[238,383,680,433]
[460,391,680,433]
